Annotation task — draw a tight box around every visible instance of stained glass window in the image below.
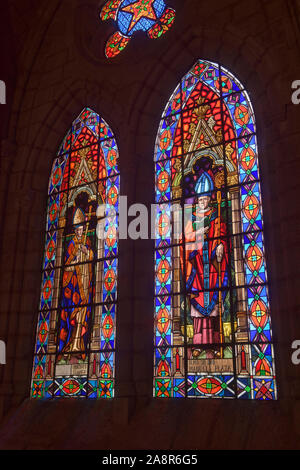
[100,0,176,58]
[31,108,119,399]
[154,60,277,400]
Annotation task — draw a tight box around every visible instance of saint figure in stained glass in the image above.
[59,208,94,361]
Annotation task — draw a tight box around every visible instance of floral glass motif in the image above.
[101,0,176,58]
[154,60,277,400]
[32,108,119,399]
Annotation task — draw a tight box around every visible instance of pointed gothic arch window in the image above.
[154,60,277,399]
[31,108,119,399]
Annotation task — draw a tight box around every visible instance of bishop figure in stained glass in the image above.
[181,170,230,359]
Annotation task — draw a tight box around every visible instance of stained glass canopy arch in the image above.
[154,59,277,400]
[31,108,119,399]
[101,0,176,58]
